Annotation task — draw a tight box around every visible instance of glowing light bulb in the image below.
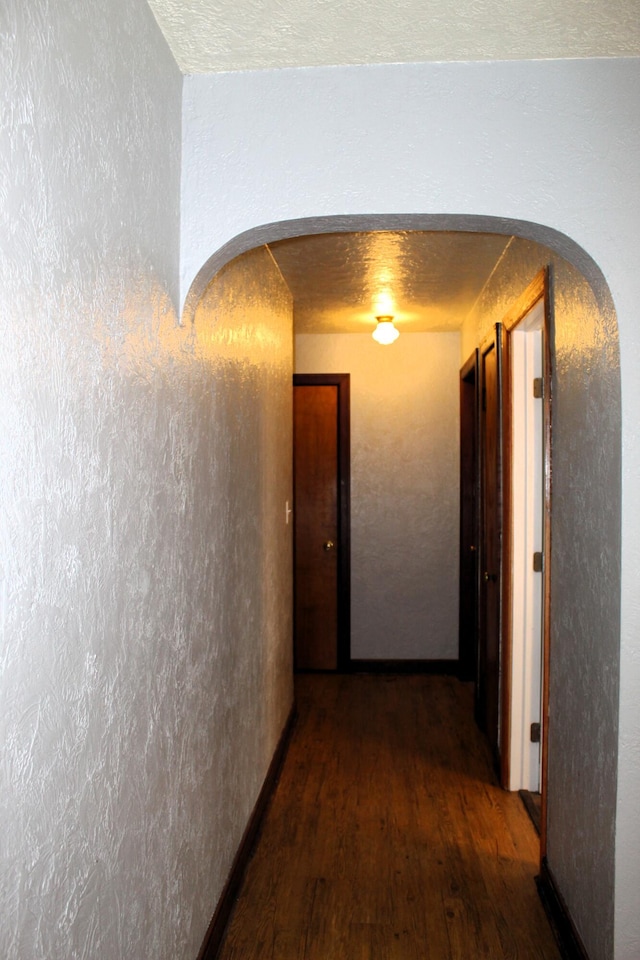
[372,316,399,345]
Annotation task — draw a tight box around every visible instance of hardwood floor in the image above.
[216,674,561,959]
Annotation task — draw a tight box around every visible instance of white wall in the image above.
[191,247,294,942]
[3,19,636,955]
[0,3,293,957]
[296,333,460,661]
[182,58,640,959]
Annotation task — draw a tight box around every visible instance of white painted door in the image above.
[508,299,545,792]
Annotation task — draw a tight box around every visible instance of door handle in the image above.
[323,540,335,552]
[484,571,497,582]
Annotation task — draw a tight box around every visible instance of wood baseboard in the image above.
[535,857,590,960]
[349,659,460,675]
[196,703,297,960]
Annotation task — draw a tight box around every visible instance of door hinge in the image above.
[530,722,541,743]
[533,551,544,573]
[533,377,544,399]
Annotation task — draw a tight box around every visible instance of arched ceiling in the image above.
[267,231,511,334]
[146,0,640,74]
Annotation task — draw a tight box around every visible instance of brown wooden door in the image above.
[293,375,350,670]
[478,327,503,763]
[459,351,479,682]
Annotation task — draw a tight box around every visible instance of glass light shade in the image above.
[372,316,399,345]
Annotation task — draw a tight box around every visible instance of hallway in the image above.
[216,674,561,959]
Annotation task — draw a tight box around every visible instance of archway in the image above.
[189,215,621,960]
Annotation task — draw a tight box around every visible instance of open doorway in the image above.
[506,296,546,794]
[499,271,553,858]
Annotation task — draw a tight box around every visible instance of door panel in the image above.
[294,384,339,670]
[478,327,503,763]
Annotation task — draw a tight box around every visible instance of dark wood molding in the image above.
[293,374,351,670]
[540,266,554,863]
[536,858,591,960]
[499,317,513,790]
[460,351,479,381]
[350,659,460,675]
[196,704,297,960]
[502,269,547,333]
[459,350,480,683]
[477,324,504,776]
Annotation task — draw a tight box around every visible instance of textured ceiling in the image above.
[146,0,640,73]
[268,231,511,334]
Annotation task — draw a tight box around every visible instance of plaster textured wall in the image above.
[296,333,460,660]
[182,58,639,957]
[146,0,640,73]
[0,3,293,957]
[190,246,294,939]
[465,239,621,960]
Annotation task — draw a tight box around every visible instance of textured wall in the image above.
[182,58,639,957]
[191,247,294,945]
[0,3,293,957]
[464,238,621,960]
[146,0,640,73]
[295,333,460,660]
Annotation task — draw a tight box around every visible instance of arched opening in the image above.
[189,215,621,960]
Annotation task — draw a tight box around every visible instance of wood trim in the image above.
[536,858,591,960]
[350,659,460,675]
[539,269,553,862]
[477,324,504,775]
[495,324,505,776]
[502,269,547,333]
[499,320,513,790]
[293,374,351,670]
[459,350,480,683]
[197,704,297,960]
[460,350,479,382]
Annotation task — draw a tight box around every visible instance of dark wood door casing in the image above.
[293,374,350,671]
[459,351,479,683]
[294,384,339,670]
[478,325,503,768]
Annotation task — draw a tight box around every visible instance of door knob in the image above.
[323,540,335,551]
[484,571,497,582]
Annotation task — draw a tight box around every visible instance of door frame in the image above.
[293,374,351,671]
[459,350,480,682]
[500,269,552,857]
[477,323,504,769]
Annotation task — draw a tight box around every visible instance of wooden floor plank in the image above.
[216,674,561,960]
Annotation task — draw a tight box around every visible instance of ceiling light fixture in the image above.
[372,315,399,345]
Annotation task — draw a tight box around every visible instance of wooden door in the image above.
[478,326,503,764]
[459,352,479,682]
[293,375,350,670]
